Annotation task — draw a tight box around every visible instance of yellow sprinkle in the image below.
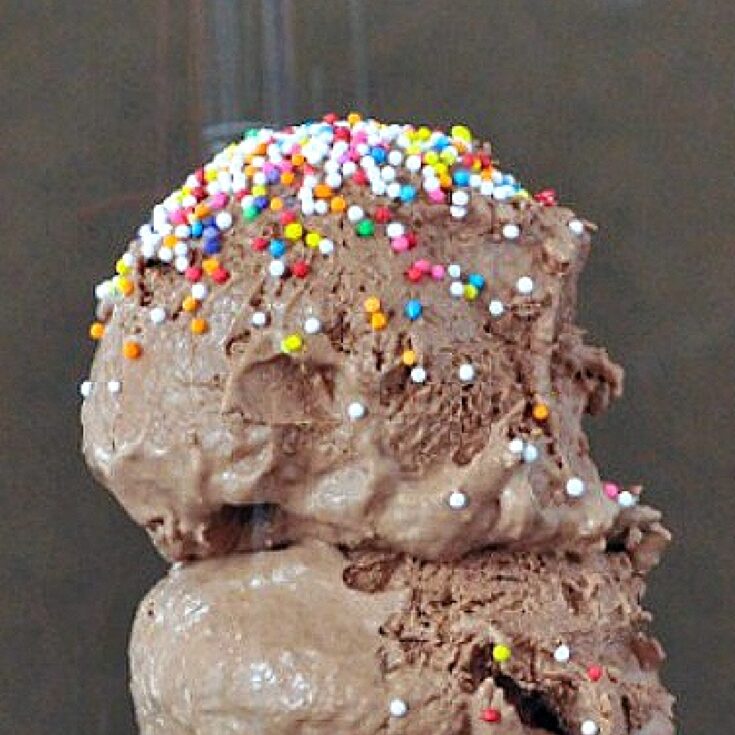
[433,162,449,176]
[424,151,439,165]
[251,184,267,197]
[406,143,421,155]
[371,311,388,331]
[115,258,130,275]
[440,149,457,164]
[463,284,479,301]
[202,258,219,275]
[284,222,304,241]
[417,126,432,141]
[492,644,511,663]
[204,168,217,183]
[401,349,417,367]
[305,231,321,248]
[532,403,550,422]
[451,124,472,143]
[89,322,105,340]
[281,333,303,353]
[270,197,284,211]
[190,317,208,335]
[347,112,362,125]
[364,296,381,314]
[182,296,199,313]
[116,276,134,297]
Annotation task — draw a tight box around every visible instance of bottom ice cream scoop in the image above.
[130,511,673,735]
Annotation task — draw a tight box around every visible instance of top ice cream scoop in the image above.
[81,114,629,561]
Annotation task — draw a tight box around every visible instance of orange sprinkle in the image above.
[280,171,295,186]
[364,296,381,314]
[190,317,208,335]
[314,183,333,199]
[245,164,258,178]
[163,233,178,248]
[291,153,305,167]
[122,340,142,360]
[118,277,134,297]
[194,203,210,219]
[371,311,388,330]
[439,173,453,189]
[182,296,199,313]
[481,167,494,180]
[202,258,220,275]
[347,112,362,125]
[270,196,284,211]
[532,403,550,421]
[254,142,267,156]
[89,322,105,340]
[401,349,417,366]
[330,195,347,213]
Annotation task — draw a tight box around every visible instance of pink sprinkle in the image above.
[169,208,187,225]
[428,189,445,204]
[431,264,446,280]
[185,266,203,283]
[414,259,432,273]
[603,482,620,500]
[391,236,410,253]
[209,193,229,210]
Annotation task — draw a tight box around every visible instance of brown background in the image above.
[1,1,733,732]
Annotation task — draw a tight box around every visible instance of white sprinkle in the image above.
[341,160,357,177]
[301,199,315,216]
[191,283,208,301]
[566,477,586,498]
[386,222,405,239]
[488,299,505,317]
[452,190,469,206]
[121,252,136,267]
[371,180,387,196]
[173,241,189,257]
[318,238,334,255]
[516,276,534,295]
[458,363,475,382]
[107,380,122,394]
[568,219,585,236]
[347,401,367,420]
[174,255,189,273]
[387,150,403,166]
[449,205,467,219]
[386,181,401,199]
[449,281,465,298]
[140,241,156,260]
[325,172,342,189]
[380,165,396,182]
[480,180,495,196]
[174,224,191,239]
[347,205,364,223]
[448,490,469,510]
[405,154,422,172]
[617,490,637,508]
[410,366,427,384]
[502,223,521,240]
[314,199,329,215]
[79,380,92,398]
[157,246,173,263]
[304,317,321,334]
[553,644,571,663]
[251,311,267,327]
[268,260,286,278]
[150,307,167,324]
[581,721,599,735]
[508,438,525,455]
[214,210,233,231]
[389,698,408,718]
[447,263,462,279]
[522,444,539,463]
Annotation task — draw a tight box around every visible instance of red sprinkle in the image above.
[323,112,338,124]
[291,259,310,278]
[374,206,392,224]
[406,266,423,283]
[587,665,603,682]
[212,267,230,284]
[280,210,297,225]
[406,231,418,249]
[352,170,369,186]
[185,266,202,283]
[534,188,558,206]
[252,237,268,252]
[480,708,501,723]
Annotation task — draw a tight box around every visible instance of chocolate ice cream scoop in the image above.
[81,116,627,561]
[130,516,673,735]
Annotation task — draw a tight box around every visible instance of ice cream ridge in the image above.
[80,114,675,734]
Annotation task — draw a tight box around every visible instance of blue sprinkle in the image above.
[404,299,423,321]
[202,225,220,240]
[265,169,281,184]
[269,239,286,258]
[254,196,269,210]
[203,240,221,255]
[468,273,485,290]
[370,146,387,164]
[453,169,471,186]
[190,221,204,238]
[201,216,215,227]
[399,184,416,203]
[434,135,450,150]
